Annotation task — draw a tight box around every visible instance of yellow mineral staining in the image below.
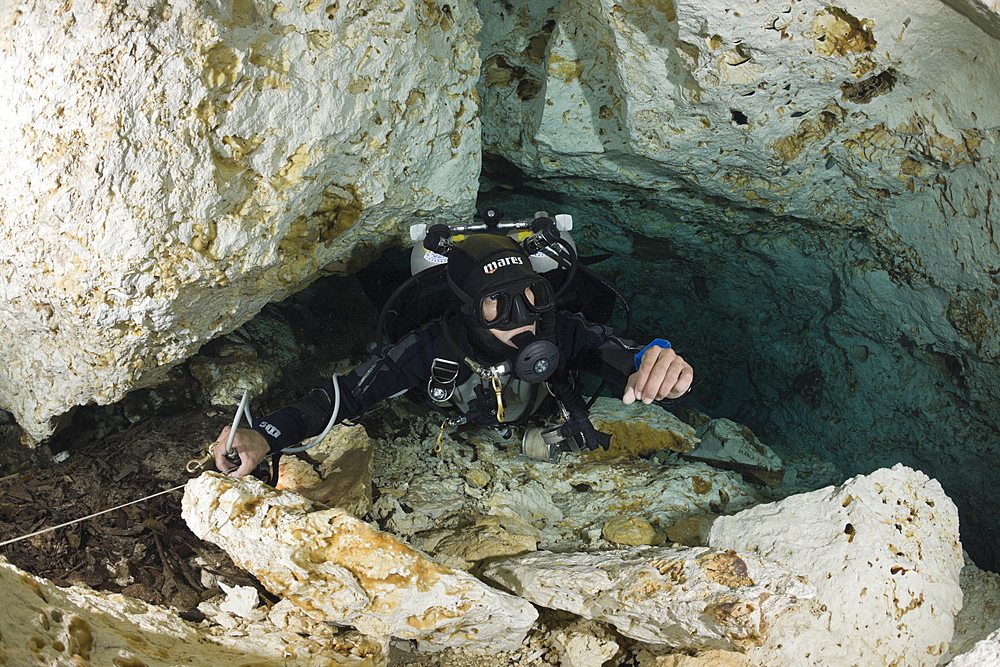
[304,0,324,13]
[650,558,687,585]
[947,291,996,348]
[700,550,754,587]
[190,222,217,253]
[811,7,876,56]
[523,28,554,64]
[348,75,372,94]
[407,604,468,630]
[691,476,712,495]
[842,123,901,163]
[586,418,695,462]
[232,0,258,26]
[895,115,983,168]
[649,0,677,23]
[708,34,725,50]
[202,43,240,89]
[612,0,676,30]
[211,148,248,189]
[276,186,363,283]
[723,43,753,67]
[840,68,897,104]
[254,71,291,92]
[602,516,665,546]
[316,187,363,241]
[271,144,312,191]
[418,0,452,29]
[849,54,878,78]
[483,55,521,87]
[901,156,929,177]
[547,53,585,84]
[222,134,264,161]
[272,3,292,17]
[705,600,764,648]
[249,34,290,75]
[307,30,333,50]
[66,616,95,660]
[772,104,846,163]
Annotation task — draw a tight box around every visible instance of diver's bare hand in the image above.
[623,345,694,405]
[212,427,269,477]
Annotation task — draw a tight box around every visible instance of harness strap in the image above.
[428,357,460,402]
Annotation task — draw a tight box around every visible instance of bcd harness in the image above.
[427,310,612,454]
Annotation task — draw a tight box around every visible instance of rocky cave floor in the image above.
[0,408,256,616]
[0,392,855,666]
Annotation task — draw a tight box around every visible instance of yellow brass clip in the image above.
[435,420,447,453]
[491,374,505,422]
[186,442,216,474]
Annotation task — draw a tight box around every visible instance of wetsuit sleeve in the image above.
[252,325,439,453]
[555,311,644,388]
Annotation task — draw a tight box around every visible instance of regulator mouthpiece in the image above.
[510,331,559,383]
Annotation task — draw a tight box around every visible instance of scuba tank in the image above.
[409,209,576,276]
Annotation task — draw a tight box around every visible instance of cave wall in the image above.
[475,0,1000,566]
[0,0,482,441]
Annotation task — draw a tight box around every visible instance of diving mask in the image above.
[478,279,554,331]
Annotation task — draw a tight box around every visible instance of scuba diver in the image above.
[213,211,693,479]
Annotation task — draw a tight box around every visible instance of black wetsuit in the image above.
[252,311,645,453]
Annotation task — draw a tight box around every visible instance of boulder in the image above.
[602,515,665,547]
[948,627,1000,667]
[182,472,538,653]
[428,516,538,567]
[552,618,621,667]
[0,559,377,665]
[709,464,963,666]
[484,546,814,652]
[0,0,482,440]
[945,557,1000,661]
[586,397,699,460]
[278,422,375,516]
[684,419,784,486]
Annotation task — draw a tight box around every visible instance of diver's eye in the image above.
[484,293,500,303]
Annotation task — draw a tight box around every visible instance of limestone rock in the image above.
[0,0,482,440]
[552,618,621,667]
[484,546,815,652]
[279,422,375,516]
[635,648,751,666]
[709,464,963,666]
[430,516,538,567]
[182,472,538,652]
[602,515,665,546]
[0,559,377,665]
[510,459,759,550]
[402,472,469,519]
[948,627,1000,667]
[665,514,718,548]
[685,419,784,486]
[586,397,699,460]
[946,557,1000,661]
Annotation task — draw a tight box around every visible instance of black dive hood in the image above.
[509,331,560,383]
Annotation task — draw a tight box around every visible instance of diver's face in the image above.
[483,285,537,347]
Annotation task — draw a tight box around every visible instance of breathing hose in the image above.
[281,374,342,453]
